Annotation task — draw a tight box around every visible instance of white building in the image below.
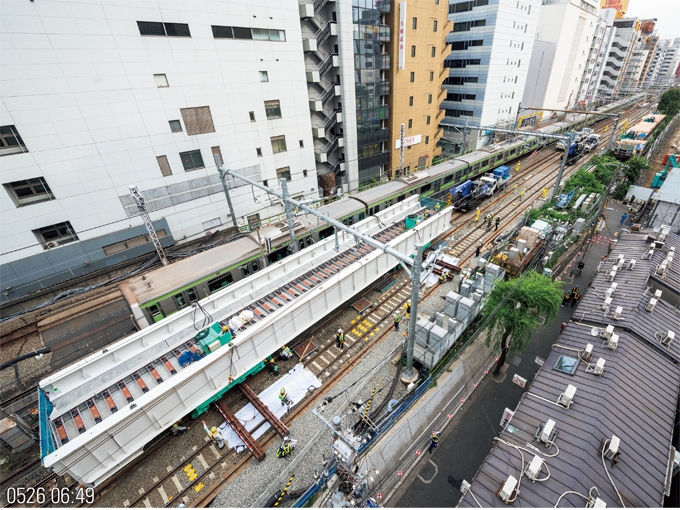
[440,0,541,153]
[598,17,639,97]
[578,8,617,106]
[644,39,670,86]
[656,37,680,85]
[621,40,650,91]
[0,0,318,296]
[521,0,599,111]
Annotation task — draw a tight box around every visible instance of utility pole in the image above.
[403,242,424,381]
[215,155,238,228]
[281,178,298,254]
[129,185,168,266]
[551,138,572,202]
[514,101,522,129]
[606,112,622,152]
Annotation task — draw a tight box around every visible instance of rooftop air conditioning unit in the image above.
[646,297,658,312]
[558,384,577,408]
[594,357,606,375]
[497,475,517,503]
[460,479,471,495]
[605,333,619,350]
[582,343,593,361]
[616,254,624,265]
[609,283,618,295]
[604,435,620,460]
[600,324,614,339]
[655,289,663,299]
[643,247,654,260]
[626,259,636,270]
[661,331,675,348]
[600,297,612,311]
[525,455,544,482]
[657,259,669,277]
[606,268,617,282]
[611,306,623,320]
[586,497,608,508]
[540,419,556,444]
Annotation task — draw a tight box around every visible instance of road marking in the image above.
[417,460,439,484]
[157,486,169,504]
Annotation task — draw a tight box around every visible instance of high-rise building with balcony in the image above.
[439,0,541,154]
[577,8,617,106]
[656,38,680,85]
[598,17,640,97]
[644,39,670,86]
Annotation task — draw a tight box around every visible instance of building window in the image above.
[212,26,285,41]
[410,72,415,82]
[431,47,436,57]
[276,167,292,181]
[451,40,484,50]
[408,119,412,128]
[169,120,182,132]
[433,20,438,31]
[430,71,434,81]
[299,140,304,148]
[4,177,54,206]
[428,94,432,104]
[412,17,417,29]
[34,221,78,249]
[256,147,263,157]
[303,169,308,177]
[211,146,223,166]
[260,71,269,82]
[271,135,287,154]
[409,96,414,106]
[249,111,256,121]
[157,156,172,176]
[180,149,205,171]
[0,125,27,156]
[154,74,169,87]
[425,136,429,144]
[137,21,190,37]
[411,46,416,57]
[553,354,579,375]
[426,115,431,125]
[265,100,282,119]
[180,106,215,135]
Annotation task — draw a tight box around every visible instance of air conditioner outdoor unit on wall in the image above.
[661,331,675,348]
[646,297,657,312]
[558,385,577,408]
[611,306,623,320]
[498,475,517,503]
[600,324,614,339]
[604,435,620,460]
[626,259,636,270]
[606,333,619,350]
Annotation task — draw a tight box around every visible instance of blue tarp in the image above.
[38,388,56,461]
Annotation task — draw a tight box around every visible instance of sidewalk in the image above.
[389,201,628,507]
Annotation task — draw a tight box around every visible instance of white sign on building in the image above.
[398,1,406,70]
[395,134,421,149]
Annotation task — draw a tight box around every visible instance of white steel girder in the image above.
[42,204,453,486]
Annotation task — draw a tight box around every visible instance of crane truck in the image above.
[448,166,511,212]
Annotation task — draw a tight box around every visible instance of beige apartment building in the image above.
[386,0,449,176]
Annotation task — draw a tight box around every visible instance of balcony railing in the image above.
[357,128,389,146]
[375,80,390,96]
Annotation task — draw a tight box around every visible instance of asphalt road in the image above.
[390,201,628,508]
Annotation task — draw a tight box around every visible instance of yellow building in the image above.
[386,0,449,177]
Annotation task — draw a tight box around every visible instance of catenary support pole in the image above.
[216,156,238,228]
[403,242,424,380]
[606,112,621,152]
[280,178,298,254]
[215,157,415,267]
[551,138,572,201]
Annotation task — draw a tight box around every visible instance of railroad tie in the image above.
[214,399,265,461]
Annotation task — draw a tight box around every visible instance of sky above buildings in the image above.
[625,0,680,40]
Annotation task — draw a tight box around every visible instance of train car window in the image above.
[252,260,260,272]
[343,219,348,225]
[306,236,313,246]
[149,304,164,322]
[388,200,393,207]
[374,204,380,212]
[208,272,233,292]
[242,264,251,277]
[359,212,364,220]
[319,226,334,239]
[410,189,417,196]
[348,216,354,225]
[174,293,188,309]
[186,288,197,302]
[481,159,489,168]
[397,194,405,202]
[421,184,431,193]
[496,154,503,162]
[444,174,453,183]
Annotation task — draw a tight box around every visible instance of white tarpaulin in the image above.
[625,185,654,202]
[218,364,321,452]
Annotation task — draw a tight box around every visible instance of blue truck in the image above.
[447,165,511,212]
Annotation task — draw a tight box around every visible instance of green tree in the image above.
[482,272,563,375]
[657,89,680,118]
[624,156,650,183]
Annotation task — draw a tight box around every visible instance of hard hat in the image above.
[407,300,411,305]
[338,329,343,334]
[284,436,289,441]
[280,388,286,395]
[211,427,217,433]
